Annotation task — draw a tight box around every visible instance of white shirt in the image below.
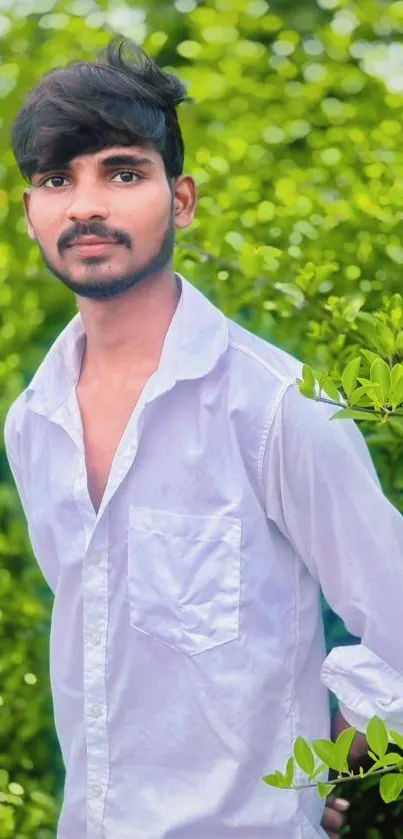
[4,272,403,839]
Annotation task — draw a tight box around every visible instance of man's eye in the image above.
[40,171,141,188]
[42,176,67,188]
[112,171,141,183]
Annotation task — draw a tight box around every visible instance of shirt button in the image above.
[91,705,103,718]
[89,554,102,565]
[91,634,101,646]
[91,785,103,798]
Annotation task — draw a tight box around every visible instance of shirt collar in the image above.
[25,273,229,418]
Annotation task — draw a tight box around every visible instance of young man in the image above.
[5,36,403,839]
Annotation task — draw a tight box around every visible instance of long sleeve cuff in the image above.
[321,644,403,736]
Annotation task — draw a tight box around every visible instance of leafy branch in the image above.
[263,717,403,804]
[297,350,403,425]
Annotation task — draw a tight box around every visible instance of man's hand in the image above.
[321,795,350,839]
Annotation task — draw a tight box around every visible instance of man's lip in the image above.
[69,239,117,247]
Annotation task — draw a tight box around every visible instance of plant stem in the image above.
[293,764,403,791]
[313,396,387,417]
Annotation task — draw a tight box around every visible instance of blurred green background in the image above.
[1,0,403,835]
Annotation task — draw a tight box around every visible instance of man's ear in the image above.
[23,188,36,241]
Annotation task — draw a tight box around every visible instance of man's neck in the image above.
[77,272,181,392]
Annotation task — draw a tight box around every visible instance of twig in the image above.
[313,396,386,417]
[292,763,403,791]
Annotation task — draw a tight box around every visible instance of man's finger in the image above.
[321,802,348,832]
[321,794,350,837]
[328,796,350,813]
[321,807,345,832]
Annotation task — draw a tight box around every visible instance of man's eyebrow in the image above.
[98,154,156,169]
[33,153,156,178]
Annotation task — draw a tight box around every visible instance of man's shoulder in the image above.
[225,316,304,387]
[4,388,31,450]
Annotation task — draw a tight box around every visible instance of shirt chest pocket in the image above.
[127,507,242,656]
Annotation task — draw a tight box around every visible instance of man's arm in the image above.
[262,380,403,735]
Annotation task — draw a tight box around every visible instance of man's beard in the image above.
[34,207,176,301]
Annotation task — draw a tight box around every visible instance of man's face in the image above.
[23,144,196,300]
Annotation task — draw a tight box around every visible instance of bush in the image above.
[1,0,403,834]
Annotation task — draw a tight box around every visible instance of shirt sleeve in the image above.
[262,380,403,735]
[4,399,58,595]
[3,399,30,520]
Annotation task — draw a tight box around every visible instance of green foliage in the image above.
[295,293,403,429]
[1,0,403,835]
[263,716,403,804]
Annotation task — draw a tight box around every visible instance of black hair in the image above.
[11,35,193,185]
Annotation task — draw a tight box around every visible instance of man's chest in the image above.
[23,373,264,546]
[75,381,148,513]
[19,381,301,654]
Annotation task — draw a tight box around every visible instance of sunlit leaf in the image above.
[294,737,315,775]
[367,717,389,758]
[330,409,381,421]
[379,774,403,803]
[312,740,344,772]
[318,782,335,799]
[342,357,361,399]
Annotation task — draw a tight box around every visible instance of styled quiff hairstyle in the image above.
[11,35,192,185]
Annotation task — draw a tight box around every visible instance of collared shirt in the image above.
[4,272,403,839]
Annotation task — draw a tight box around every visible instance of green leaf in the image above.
[355,378,383,407]
[370,358,391,403]
[357,378,381,388]
[390,364,403,409]
[285,756,295,786]
[367,760,383,773]
[330,409,381,422]
[321,376,340,402]
[379,773,403,803]
[308,762,328,782]
[298,383,316,399]
[361,349,383,367]
[349,385,374,407]
[379,753,403,766]
[318,782,335,799]
[390,730,403,751]
[294,737,315,775]
[376,323,395,355]
[312,740,345,772]
[368,753,403,772]
[262,771,284,788]
[342,357,361,399]
[391,363,403,389]
[367,717,389,758]
[391,305,403,330]
[334,726,357,770]
[301,364,316,398]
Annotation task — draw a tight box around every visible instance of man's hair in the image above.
[11,35,192,185]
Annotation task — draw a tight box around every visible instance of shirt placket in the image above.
[78,413,146,838]
[52,393,111,839]
[83,541,110,839]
